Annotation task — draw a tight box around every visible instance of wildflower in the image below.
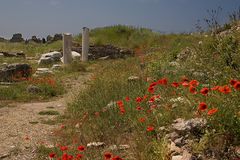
[139,117,146,123]
[76,154,83,159]
[157,78,168,85]
[218,85,231,94]
[150,105,157,109]
[62,153,68,160]
[68,155,74,160]
[171,82,179,88]
[230,79,238,86]
[117,100,124,107]
[149,82,158,87]
[148,87,155,94]
[189,86,197,94]
[148,96,155,103]
[136,106,143,111]
[200,87,209,95]
[125,96,130,102]
[49,153,56,158]
[78,145,85,151]
[211,86,220,91]
[189,80,199,87]
[147,125,155,132]
[136,97,143,103]
[104,152,112,159]
[198,102,207,111]
[143,95,148,100]
[182,81,189,87]
[112,156,123,160]
[95,112,100,117]
[233,81,240,90]
[207,108,218,116]
[60,146,68,151]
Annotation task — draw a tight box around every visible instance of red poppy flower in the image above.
[62,153,68,160]
[49,153,56,158]
[112,156,123,160]
[200,87,209,95]
[198,102,207,111]
[136,97,143,103]
[68,155,74,160]
[136,106,143,111]
[189,80,199,87]
[211,86,220,91]
[189,86,197,94]
[125,96,130,102]
[104,152,112,159]
[182,81,189,87]
[149,82,158,87]
[207,108,218,116]
[77,145,85,151]
[218,85,231,94]
[76,153,83,159]
[157,78,168,85]
[150,105,157,109]
[139,117,146,123]
[117,100,124,107]
[171,82,179,88]
[230,79,238,86]
[148,87,155,94]
[234,81,240,90]
[143,95,148,100]
[60,146,68,151]
[148,96,155,103]
[147,125,155,132]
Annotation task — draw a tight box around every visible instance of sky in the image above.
[0,0,240,39]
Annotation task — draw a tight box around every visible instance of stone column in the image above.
[63,33,72,64]
[82,27,89,62]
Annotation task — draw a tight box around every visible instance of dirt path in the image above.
[0,72,91,160]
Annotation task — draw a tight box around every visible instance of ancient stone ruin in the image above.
[72,45,134,60]
[0,63,32,82]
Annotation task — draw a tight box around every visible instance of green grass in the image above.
[41,25,240,160]
[38,110,60,115]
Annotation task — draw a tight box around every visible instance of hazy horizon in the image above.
[1,0,240,39]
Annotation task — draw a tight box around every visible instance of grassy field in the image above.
[1,24,240,159]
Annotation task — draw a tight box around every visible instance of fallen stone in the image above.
[182,150,192,160]
[128,76,140,82]
[38,57,53,65]
[170,141,182,155]
[87,142,105,148]
[119,144,130,150]
[172,155,183,160]
[0,63,32,82]
[71,51,81,60]
[38,51,62,65]
[51,64,63,71]
[34,68,53,76]
[174,137,184,147]
[98,56,110,60]
[27,85,42,94]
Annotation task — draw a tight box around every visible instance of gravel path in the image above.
[0,72,91,160]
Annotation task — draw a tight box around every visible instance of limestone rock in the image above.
[51,64,63,71]
[27,85,42,94]
[38,51,62,65]
[172,155,183,160]
[34,68,53,76]
[0,63,32,82]
[128,76,140,82]
[71,51,81,60]
[87,142,105,148]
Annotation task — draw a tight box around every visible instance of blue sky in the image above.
[0,0,240,38]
